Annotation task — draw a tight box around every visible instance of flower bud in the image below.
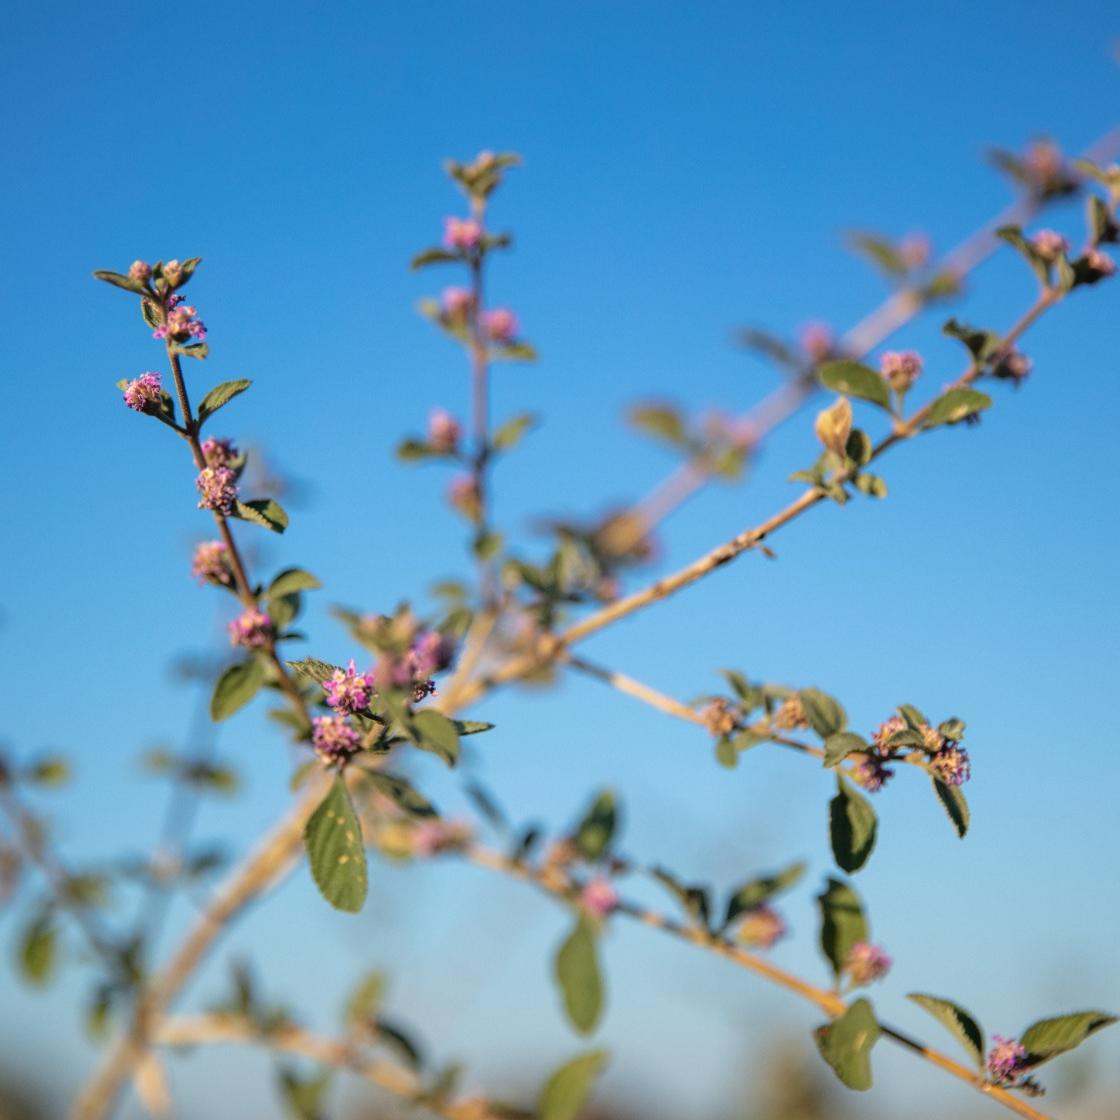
[482,308,519,343]
[162,259,184,287]
[123,372,162,412]
[129,260,152,283]
[428,408,461,453]
[443,217,483,251]
[814,398,852,457]
[879,350,922,394]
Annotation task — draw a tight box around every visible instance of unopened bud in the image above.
[814,398,852,456]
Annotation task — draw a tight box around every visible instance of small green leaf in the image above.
[723,861,806,930]
[818,877,868,980]
[996,225,1051,285]
[198,379,252,423]
[410,247,459,269]
[363,772,438,818]
[287,657,344,685]
[494,340,537,362]
[932,778,970,838]
[814,998,881,1090]
[1020,1011,1117,1068]
[303,776,368,913]
[24,756,71,786]
[574,791,617,861]
[823,732,867,768]
[234,498,288,534]
[798,688,847,739]
[409,710,460,766]
[853,473,888,499]
[277,1067,332,1120]
[19,913,57,986]
[170,342,209,360]
[210,658,266,722]
[830,776,877,873]
[344,969,387,1026]
[907,993,985,1068]
[454,720,495,736]
[92,269,149,295]
[897,703,929,731]
[818,360,891,410]
[650,866,711,929]
[538,1050,609,1120]
[492,412,537,452]
[628,404,688,447]
[268,568,322,598]
[923,388,992,430]
[942,318,1002,363]
[554,917,604,1035]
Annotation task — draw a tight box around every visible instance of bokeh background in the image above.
[2,2,1119,1117]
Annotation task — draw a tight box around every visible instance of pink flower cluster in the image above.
[201,437,238,469]
[579,876,620,920]
[228,607,272,649]
[123,372,162,412]
[129,260,152,284]
[441,287,475,319]
[428,408,461,453]
[312,715,362,763]
[1085,246,1116,277]
[323,660,375,715]
[196,466,238,514]
[851,753,894,793]
[1031,229,1069,261]
[443,217,483,251]
[153,294,207,342]
[880,350,923,393]
[191,540,234,587]
[483,308,519,343]
[737,904,787,950]
[930,743,971,786]
[843,941,892,986]
[987,1036,1029,1084]
[372,628,457,703]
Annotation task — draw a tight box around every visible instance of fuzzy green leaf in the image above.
[303,776,368,913]
[454,720,495,736]
[198,379,252,423]
[409,710,460,766]
[818,360,891,410]
[268,568,322,598]
[923,388,992,430]
[814,998,880,1090]
[907,993,985,1068]
[234,498,288,534]
[210,658,265,722]
[723,861,806,930]
[538,1050,609,1120]
[493,412,537,452]
[574,791,617,861]
[798,688,847,738]
[93,269,149,295]
[554,917,604,1035]
[1020,1011,1117,1068]
[19,913,57,986]
[933,778,970,838]
[651,866,711,929]
[823,732,867,768]
[363,772,438,818]
[830,776,877,873]
[818,877,868,980]
[287,657,344,685]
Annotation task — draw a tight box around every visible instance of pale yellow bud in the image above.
[814,398,852,456]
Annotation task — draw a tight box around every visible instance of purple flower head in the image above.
[153,296,207,342]
[410,817,473,858]
[311,715,361,763]
[1031,229,1069,261]
[123,372,162,412]
[191,540,234,587]
[443,217,483,251]
[987,1036,1029,1085]
[1085,246,1116,277]
[483,307,519,344]
[799,322,834,364]
[408,629,457,678]
[129,260,152,283]
[843,941,892,986]
[196,466,238,515]
[579,876,620,921]
[880,350,923,393]
[870,715,906,756]
[162,259,184,287]
[428,408,462,453]
[930,744,971,786]
[228,607,272,650]
[441,286,475,318]
[736,904,787,950]
[323,660,375,715]
[201,437,238,469]
[850,753,894,794]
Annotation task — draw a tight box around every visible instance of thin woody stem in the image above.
[468,196,496,604]
[445,287,1063,713]
[155,1014,511,1120]
[462,844,1051,1120]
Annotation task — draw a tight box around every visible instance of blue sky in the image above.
[2,2,1119,1117]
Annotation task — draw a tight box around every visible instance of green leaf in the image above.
[210,658,265,722]
[573,791,617,861]
[344,969,387,1026]
[897,703,929,731]
[798,688,847,739]
[922,389,992,429]
[268,568,322,598]
[303,776,368,913]
[830,776,877,873]
[818,360,891,410]
[1020,1011,1117,1068]
[814,998,881,1090]
[933,778,970,838]
[942,318,1001,362]
[853,473,887,499]
[454,720,495,736]
[92,269,149,295]
[628,404,688,447]
[554,917,604,1035]
[409,710,460,766]
[996,225,1051,285]
[907,993,985,1068]
[170,341,209,360]
[19,913,57,986]
[24,756,71,786]
[651,866,711,929]
[363,771,438,818]
[277,1067,331,1120]
[818,877,868,980]
[494,340,537,362]
[723,861,806,930]
[198,379,252,423]
[287,657,344,685]
[410,247,459,269]
[234,498,289,534]
[538,1050,609,1120]
[493,412,537,452]
[823,732,867,768]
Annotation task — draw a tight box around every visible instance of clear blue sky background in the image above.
[2,3,1118,1117]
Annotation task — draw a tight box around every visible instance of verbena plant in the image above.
[3,137,1120,1120]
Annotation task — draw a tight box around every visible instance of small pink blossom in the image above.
[428,408,461,453]
[880,350,923,393]
[929,744,971,786]
[311,715,362,763]
[129,260,152,283]
[850,753,894,793]
[483,308,519,343]
[201,437,237,469]
[323,660,375,715]
[443,217,483,251]
[228,608,272,650]
[441,287,475,318]
[843,941,891,986]
[196,466,238,514]
[579,876,620,920]
[123,372,162,412]
[1031,229,1069,261]
[153,294,206,342]
[987,1036,1029,1084]
[1084,246,1116,277]
[736,904,787,950]
[870,715,906,756]
[191,541,234,587]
